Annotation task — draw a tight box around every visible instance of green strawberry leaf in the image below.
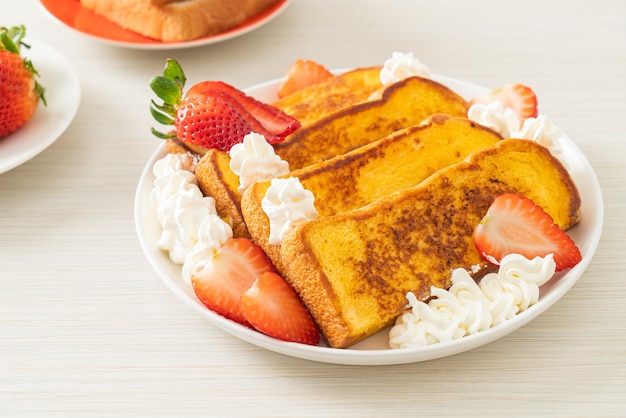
[150,76,182,105]
[150,127,176,140]
[150,101,175,125]
[162,59,186,90]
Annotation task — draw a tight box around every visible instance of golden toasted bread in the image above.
[195,149,250,238]
[164,138,208,157]
[240,115,503,270]
[80,0,277,42]
[271,67,383,126]
[273,76,470,170]
[278,139,581,348]
[194,76,469,237]
[166,67,383,158]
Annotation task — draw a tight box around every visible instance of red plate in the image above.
[39,0,292,49]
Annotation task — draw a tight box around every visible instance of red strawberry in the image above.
[185,81,300,138]
[191,237,275,325]
[149,59,300,151]
[277,59,334,98]
[241,271,320,345]
[0,25,46,140]
[470,83,538,122]
[473,193,582,272]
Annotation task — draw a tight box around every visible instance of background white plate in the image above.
[135,74,603,365]
[39,0,292,50]
[0,41,81,175]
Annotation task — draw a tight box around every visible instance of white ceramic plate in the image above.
[0,41,80,175]
[39,0,292,50]
[134,73,603,365]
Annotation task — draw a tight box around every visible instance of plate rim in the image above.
[134,73,604,365]
[39,0,292,50]
[0,40,81,175]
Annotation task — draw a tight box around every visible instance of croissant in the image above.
[80,0,278,42]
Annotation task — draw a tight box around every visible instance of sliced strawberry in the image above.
[241,271,320,345]
[277,59,334,98]
[185,81,300,138]
[175,92,274,151]
[470,83,538,122]
[191,237,275,325]
[473,193,582,272]
[150,59,300,151]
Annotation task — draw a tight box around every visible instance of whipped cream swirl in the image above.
[467,102,567,166]
[229,132,290,195]
[516,114,566,164]
[389,254,556,349]
[181,213,233,288]
[150,153,219,264]
[261,177,318,245]
[467,101,520,139]
[380,52,432,86]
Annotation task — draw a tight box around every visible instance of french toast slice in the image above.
[273,76,470,170]
[278,139,581,348]
[195,149,249,238]
[195,76,469,238]
[271,66,383,126]
[240,115,503,271]
[164,67,382,158]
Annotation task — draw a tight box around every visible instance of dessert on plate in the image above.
[240,114,503,273]
[80,0,279,42]
[276,139,579,347]
[147,52,582,349]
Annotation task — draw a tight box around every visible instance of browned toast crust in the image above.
[271,67,383,126]
[279,139,581,348]
[195,149,250,238]
[241,115,503,273]
[273,76,470,170]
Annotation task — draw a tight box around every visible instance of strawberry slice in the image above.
[149,59,300,151]
[191,237,275,325]
[470,83,538,122]
[241,271,320,345]
[185,81,300,138]
[473,193,582,272]
[175,91,290,151]
[277,59,334,98]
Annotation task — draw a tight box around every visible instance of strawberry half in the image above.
[185,81,300,139]
[191,237,276,325]
[470,83,538,123]
[473,193,582,272]
[277,59,334,98]
[241,271,320,345]
[0,25,46,139]
[149,59,300,151]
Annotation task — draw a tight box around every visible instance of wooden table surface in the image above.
[2,0,625,416]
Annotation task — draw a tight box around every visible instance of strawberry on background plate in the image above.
[470,83,538,123]
[277,59,334,99]
[473,193,582,272]
[0,25,46,140]
[241,271,320,346]
[149,59,300,152]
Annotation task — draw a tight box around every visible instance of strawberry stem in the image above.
[1,25,47,106]
[149,59,187,139]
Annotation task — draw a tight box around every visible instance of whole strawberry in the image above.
[0,25,46,140]
[149,59,300,152]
